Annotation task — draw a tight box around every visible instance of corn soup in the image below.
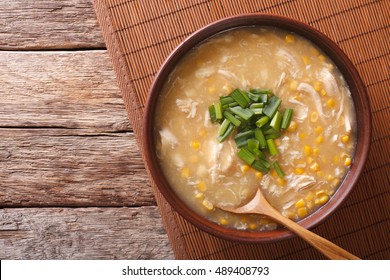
[154,27,356,231]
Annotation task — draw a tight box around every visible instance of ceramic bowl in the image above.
[142,14,371,242]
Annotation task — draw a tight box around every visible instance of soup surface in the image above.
[155,27,356,231]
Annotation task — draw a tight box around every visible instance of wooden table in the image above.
[0,0,174,259]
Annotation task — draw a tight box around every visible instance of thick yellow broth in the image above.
[155,27,356,231]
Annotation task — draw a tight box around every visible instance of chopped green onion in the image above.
[251,108,263,115]
[265,132,281,140]
[237,148,256,165]
[252,160,270,173]
[209,87,293,175]
[231,88,249,108]
[235,130,255,141]
[230,106,254,120]
[247,91,262,102]
[217,123,235,142]
[220,96,235,105]
[223,111,241,127]
[273,161,285,178]
[249,103,264,109]
[254,128,267,149]
[218,118,231,136]
[215,102,223,120]
[270,111,282,131]
[263,95,281,118]
[281,108,294,129]
[267,138,279,155]
[250,88,272,95]
[256,116,270,128]
[228,101,239,107]
[208,105,217,123]
[250,103,264,115]
[247,138,259,152]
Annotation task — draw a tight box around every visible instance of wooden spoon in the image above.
[218,188,360,260]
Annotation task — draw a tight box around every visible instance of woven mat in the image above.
[93,0,390,259]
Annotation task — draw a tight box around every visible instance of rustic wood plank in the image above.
[0,128,154,207]
[0,50,130,131]
[0,207,174,259]
[0,0,104,50]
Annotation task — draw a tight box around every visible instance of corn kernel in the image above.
[310,162,320,172]
[241,164,250,173]
[222,84,232,93]
[344,157,352,167]
[307,201,314,210]
[327,189,335,196]
[340,152,349,159]
[295,168,305,175]
[277,178,287,186]
[305,192,314,201]
[219,218,228,225]
[316,135,324,144]
[195,192,204,199]
[255,172,263,179]
[332,178,340,187]
[299,132,307,140]
[208,86,216,94]
[274,138,282,146]
[315,126,323,134]
[320,89,327,96]
[293,95,301,101]
[295,198,306,208]
[315,190,326,197]
[191,140,201,149]
[248,223,258,230]
[290,80,299,90]
[197,181,207,192]
[297,207,308,218]
[284,211,296,219]
[181,167,190,178]
[333,155,339,164]
[312,148,319,156]
[271,169,278,178]
[313,81,323,92]
[315,194,329,205]
[285,34,295,43]
[202,199,214,210]
[307,156,314,164]
[316,170,325,177]
[326,174,334,181]
[327,63,334,69]
[302,56,310,65]
[311,47,320,56]
[310,112,319,122]
[304,145,312,156]
[327,97,336,108]
[318,54,327,62]
[341,135,350,144]
[287,121,297,132]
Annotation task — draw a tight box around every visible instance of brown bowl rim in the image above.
[142,13,371,243]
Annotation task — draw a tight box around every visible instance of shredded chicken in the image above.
[298,82,330,121]
[176,98,199,118]
[288,97,309,122]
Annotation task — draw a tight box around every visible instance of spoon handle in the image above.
[265,206,360,260]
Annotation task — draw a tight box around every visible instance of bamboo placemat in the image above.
[93,0,390,259]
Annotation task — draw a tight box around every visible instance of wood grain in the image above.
[0,50,130,132]
[0,0,104,50]
[0,207,174,259]
[0,0,173,259]
[0,128,154,207]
